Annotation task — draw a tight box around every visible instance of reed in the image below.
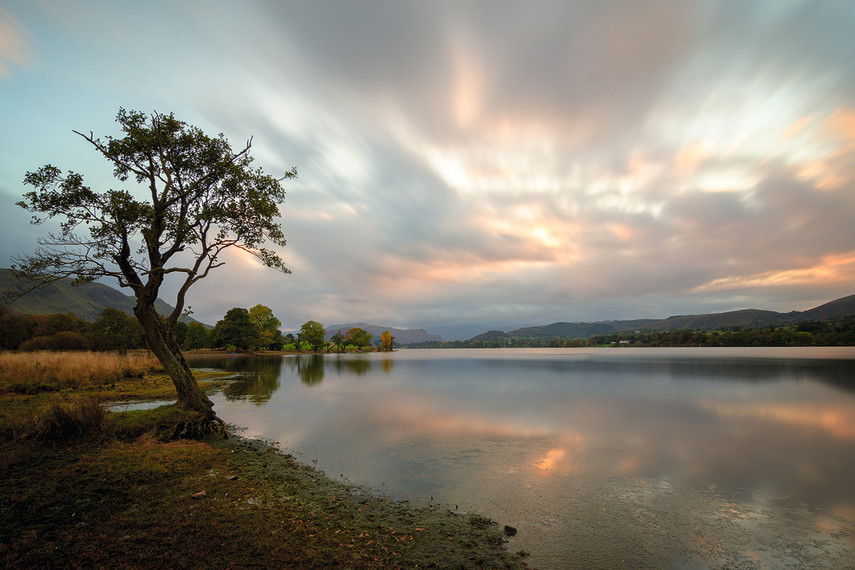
[0,351,162,390]
[31,396,107,442]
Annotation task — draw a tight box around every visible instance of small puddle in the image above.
[106,400,174,412]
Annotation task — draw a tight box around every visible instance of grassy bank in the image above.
[0,351,527,568]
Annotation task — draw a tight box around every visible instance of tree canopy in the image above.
[15,108,295,424]
[299,320,326,352]
[344,327,372,348]
[249,304,283,350]
[212,307,259,351]
[380,330,395,352]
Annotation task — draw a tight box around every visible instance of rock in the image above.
[503,525,517,537]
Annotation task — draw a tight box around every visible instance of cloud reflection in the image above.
[699,401,855,441]
[205,352,855,519]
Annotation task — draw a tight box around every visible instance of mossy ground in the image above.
[0,352,527,568]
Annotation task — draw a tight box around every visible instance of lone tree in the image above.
[15,108,295,431]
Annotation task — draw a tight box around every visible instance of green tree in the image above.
[212,308,259,351]
[183,321,211,350]
[344,327,372,349]
[14,109,295,427]
[249,304,282,350]
[172,321,189,347]
[92,307,142,354]
[0,307,37,350]
[330,330,345,353]
[299,320,326,352]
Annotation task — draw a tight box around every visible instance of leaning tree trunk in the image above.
[134,303,224,438]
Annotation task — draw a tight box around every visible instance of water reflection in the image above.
[204,355,284,404]
[194,349,855,568]
[296,354,325,385]
[193,354,395,399]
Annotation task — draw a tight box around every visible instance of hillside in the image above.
[0,268,199,324]
[800,293,855,320]
[325,323,443,345]
[630,309,791,332]
[474,294,855,341]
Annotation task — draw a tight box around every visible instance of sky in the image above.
[1,1,855,336]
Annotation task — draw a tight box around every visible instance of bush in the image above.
[29,397,106,443]
[19,331,92,352]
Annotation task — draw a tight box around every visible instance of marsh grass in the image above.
[31,397,107,443]
[0,351,162,392]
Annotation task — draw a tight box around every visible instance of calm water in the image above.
[193,348,855,568]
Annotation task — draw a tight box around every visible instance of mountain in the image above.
[424,323,494,341]
[325,323,443,345]
[631,309,791,332]
[424,323,530,341]
[470,294,855,341]
[799,293,855,320]
[0,268,200,324]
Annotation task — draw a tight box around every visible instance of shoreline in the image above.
[0,358,529,568]
[214,429,529,567]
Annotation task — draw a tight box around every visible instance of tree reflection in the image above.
[329,356,374,376]
[298,354,326,385]
[221,356,284,403]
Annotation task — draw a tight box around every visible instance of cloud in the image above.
[2,1,855,328]
[0,8,27,76]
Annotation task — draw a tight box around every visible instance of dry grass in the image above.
[0,351,162,391]
[29,397,107,443]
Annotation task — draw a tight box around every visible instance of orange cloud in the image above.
[781,114,816,140]
[674,142,709,173]
[694,250,855,292]
[824,108,855,142]
[793,108,855,190]
[451,41,484,129]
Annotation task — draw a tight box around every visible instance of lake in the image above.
[191,347,855,568]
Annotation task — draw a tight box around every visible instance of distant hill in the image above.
[424,323,503,341]
[325,323,443,345]
[632,309,791,332]
[472,294,855,341]
[799,293,855,320]
[0,268,200,324]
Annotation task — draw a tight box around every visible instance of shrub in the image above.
[29,397,106,443]
[19,331,92,352]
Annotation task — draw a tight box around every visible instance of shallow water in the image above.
[194,348,855,568]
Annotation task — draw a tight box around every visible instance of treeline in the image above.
[285,320,396,353]
[206,311,396,352]
[0,305,170,353]
[0,303,398,354]
[409,317,855,349]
